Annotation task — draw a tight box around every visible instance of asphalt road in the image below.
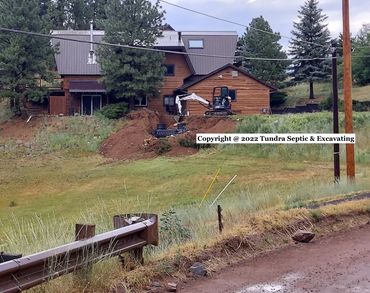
[180,223,370,293]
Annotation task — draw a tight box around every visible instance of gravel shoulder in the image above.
[180,223,370,293]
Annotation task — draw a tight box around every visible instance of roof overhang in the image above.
[69,80,106,93]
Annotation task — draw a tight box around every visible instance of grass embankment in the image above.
[0,112,370,292]
[282,82,370,107]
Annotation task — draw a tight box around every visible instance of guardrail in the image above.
[0,213,158,293]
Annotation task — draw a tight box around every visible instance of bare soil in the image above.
[100,109,236,161]
[0,117,44,141]
[179,223,370,293]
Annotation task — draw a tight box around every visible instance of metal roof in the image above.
[182,33,237,75]
[51,30,238,76]
[51,31,103,75]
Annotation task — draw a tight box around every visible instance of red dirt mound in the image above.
[100,110,237,161]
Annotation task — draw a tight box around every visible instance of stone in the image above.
[151,281,162,288]
[292,229,315,243]
[189,262,207,277]
[166,282,177,292]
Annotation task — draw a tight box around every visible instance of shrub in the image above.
[155,138,172,155]
[178,134,212,149]
[270,91,287,107]
[319,95,344,111]
[160,209,191,245]
[98,102,128,119]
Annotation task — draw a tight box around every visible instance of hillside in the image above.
[0,112,370,292]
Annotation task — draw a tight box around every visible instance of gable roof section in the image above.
[180,64,276,91]
[182,32,238,75]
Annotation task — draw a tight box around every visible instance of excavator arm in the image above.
[175,93,211,115]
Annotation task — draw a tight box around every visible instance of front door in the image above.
[81,95,102,115]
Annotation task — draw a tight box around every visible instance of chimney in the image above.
[88,20,96,64]
[178,31,182,44]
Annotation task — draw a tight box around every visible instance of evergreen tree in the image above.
[352,24,370,85]
[98,0,165,109]
[289,0,331,99]
[0,0,55,115]
[237,16,288,87]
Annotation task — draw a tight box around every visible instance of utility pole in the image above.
[331,42,340,182]
[342,0,355,181]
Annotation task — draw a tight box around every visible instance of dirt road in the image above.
[180,224,370,293]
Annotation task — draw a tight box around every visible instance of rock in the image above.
[189,262,207,277]
[151,281,162,288]
[166,282,177,292]
[292,229,315,243]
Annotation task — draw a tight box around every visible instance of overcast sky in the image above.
[157,0,370,50]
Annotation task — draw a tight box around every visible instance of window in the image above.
[163,96,175,106]
[188,39,204,49]
[229,90,237,101]
[81,95,102,115]
[164,64,175,76]
[134,96,148,107]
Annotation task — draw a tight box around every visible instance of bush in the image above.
[160,209,191,245]
[98,102,128,119]
[270,91,287,107]
[319,95,344,111]
[155,138,172,155]
[353,100,370,112]
[178,134,212,149]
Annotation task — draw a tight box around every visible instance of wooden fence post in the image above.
[217,205,224,234]
[74,224,95,281]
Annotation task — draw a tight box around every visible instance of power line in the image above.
[0,27,336,62]
[159,0,328,49]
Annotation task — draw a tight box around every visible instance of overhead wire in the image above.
[0,27,339,62]
[159,0,329,49]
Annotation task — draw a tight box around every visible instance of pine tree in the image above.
[289,0,331,99]
[237,16,288,87]
[352,24,370,85]
[98,0,165,109]
[0,0,55,115]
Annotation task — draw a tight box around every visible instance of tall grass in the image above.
[0,115,120,158]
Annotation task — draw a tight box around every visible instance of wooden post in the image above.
[74,224,95,281]
[113,215,144,269]
[217,205,223,234]
[75,224,95,241]
[342,0,355,181]
[331,43,340,183]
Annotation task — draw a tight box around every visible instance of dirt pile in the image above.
[100,110,237,161]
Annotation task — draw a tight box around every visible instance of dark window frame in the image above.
[229,89,237,101]
[188,39,204,49]
[164,64,175,76]
[134,96,148,107]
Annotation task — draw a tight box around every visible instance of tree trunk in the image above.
[309,80,315,99]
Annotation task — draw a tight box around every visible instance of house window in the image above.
[134,96,148,107]
[229,90,237,101]
[165,64,175,76]
[188,39,204,49]
[163,96,175,106]
[81,94,102,115]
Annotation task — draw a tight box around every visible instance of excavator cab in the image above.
[205,86,232,116]
[212,87,231,110]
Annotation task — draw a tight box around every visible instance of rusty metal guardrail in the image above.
[0,213,158,293]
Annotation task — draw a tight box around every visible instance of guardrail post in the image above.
[113,215,145,269]
[74,224,95,282]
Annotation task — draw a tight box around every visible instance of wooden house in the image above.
[49,29,273,116]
